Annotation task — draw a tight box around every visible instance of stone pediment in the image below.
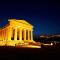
[16,20,32,26]
[8,19,33,28]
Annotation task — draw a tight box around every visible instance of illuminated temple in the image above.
[0,19,41,48]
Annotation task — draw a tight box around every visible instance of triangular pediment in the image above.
[8,19,33,28]
[15,20,32,26]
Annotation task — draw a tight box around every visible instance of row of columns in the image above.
[9,27,33,42]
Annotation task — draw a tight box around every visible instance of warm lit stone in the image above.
[0,19,41,48]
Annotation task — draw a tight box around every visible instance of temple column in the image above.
[6,28,8,41]
[8,27,12,41]
[28,30,30,41]
[5,29,7,41]
[14,28,17,41]
[1,30,3,40]
[31,30,33,41]
[2,30,3,40]
[19,28,22,41]
[24,29,26,41]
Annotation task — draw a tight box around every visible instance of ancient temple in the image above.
[0,19,40,48]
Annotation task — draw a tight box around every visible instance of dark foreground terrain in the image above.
[0,46,60,60]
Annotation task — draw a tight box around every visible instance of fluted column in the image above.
[19,28,22,41]
[31,30,33,41]
[4,30,5,40]
[14,28,17,41]
[2,30,3,40]
[5,29,7,40]
[24,29,26,41]
[28,30,30,41]
[8,27,12,41]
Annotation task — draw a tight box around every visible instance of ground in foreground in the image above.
[0,46,60,60]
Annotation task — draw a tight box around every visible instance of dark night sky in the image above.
[0,1,60,36]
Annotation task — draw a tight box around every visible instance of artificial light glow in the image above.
[26,45,41,48]
[51,43,53,45]
[0,19,41,48]
[43,43,53,46]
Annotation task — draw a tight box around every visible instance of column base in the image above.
[28,40,35,42]
[19,40,24,43]
[24,40,35,43]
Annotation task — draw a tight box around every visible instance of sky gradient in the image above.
[0,1,60,36]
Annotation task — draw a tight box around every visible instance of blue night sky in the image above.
[0,1,60,36]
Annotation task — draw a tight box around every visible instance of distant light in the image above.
[51,43,53,45]
[57,35,60,37]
